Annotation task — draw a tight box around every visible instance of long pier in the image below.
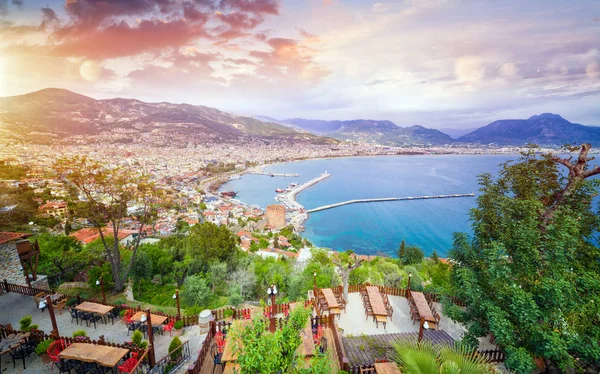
[247,170,300,177]
[276,173,331,210]
[306,193,475,213]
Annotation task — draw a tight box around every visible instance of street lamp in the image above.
[96,277,106,303]
[267,284,277,307]
[406,272,413,298]
[313,272,317,295]
[172,290,180,319]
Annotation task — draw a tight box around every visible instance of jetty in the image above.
[246,170,300,177]
[306,193,475,213]
[276,172,331,210]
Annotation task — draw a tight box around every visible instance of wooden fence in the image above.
[186,320,218,374]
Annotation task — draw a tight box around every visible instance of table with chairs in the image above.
[127,311,169,338]
[408,291,438,328]
[57,342,133,374]
[361,286,393,329]
[316,288,346,318]
[74,302,116,328]
[0,331,34,370]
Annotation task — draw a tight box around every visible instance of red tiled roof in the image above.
[0,232,31,245]
[69,227,136,244]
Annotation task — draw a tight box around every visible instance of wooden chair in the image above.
[387,305,394,321]
[34,292,46,311]
[359,366,376,374]
[54,298,67,315]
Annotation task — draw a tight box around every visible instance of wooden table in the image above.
[322,288,340,308]
[0,332,30,355]
[59,343,129,368]
[76,302,114,316]
[223,363,241,373]
[366,286,387,316]
[131,311,168,326]
[297,317,315,357]
[374,362,402,374]
[410,292,435,324]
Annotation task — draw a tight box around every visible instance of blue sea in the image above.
[220,155,516,257]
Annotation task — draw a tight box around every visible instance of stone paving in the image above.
[336,293,496,350]
[0,292,205,374]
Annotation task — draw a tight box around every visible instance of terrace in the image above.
[0,284,204,374]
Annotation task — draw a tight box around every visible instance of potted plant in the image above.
[72,330,88,342]
[19,316,39,332]
[173,320,184,336]
[224,309,234,322]
[168,336,183,363]
[35,339,54,363]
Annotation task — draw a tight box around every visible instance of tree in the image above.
[208,262,228,293]
[431,250,439,263]
[130,251,153,297]
[397,239,406,260]
[185,222,238,269]
[392,340,496,374]
[54,156,160,291]
[37,234,90,281]
[445,145,600,372]
[180,275,210,307]
[399,245,424,265]
[332,250,364,301]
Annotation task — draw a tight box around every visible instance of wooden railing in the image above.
[336,283,466,307]
[478,349,506,363]
[330,315,350,370]
[186,320,217,374]
[130,349,150,374]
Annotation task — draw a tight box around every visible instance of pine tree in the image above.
[431,250,439,263]
[397,239,406,261]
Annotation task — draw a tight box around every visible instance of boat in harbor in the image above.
[220,191,238,198]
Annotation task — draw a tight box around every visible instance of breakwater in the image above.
[306,194,475,213]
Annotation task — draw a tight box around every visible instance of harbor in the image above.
[275,172,331,210]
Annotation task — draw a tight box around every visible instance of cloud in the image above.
[454,57,486,85]
[40,8,60,31]
[586,61,600,80]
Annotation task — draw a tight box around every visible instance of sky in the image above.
[0,0,599,129]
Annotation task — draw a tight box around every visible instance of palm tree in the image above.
[392,341,499,374]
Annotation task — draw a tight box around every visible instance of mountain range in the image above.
[257,117,454,146]
[0,88,598,147]
[0,89,329,145]
[261,114,600,147]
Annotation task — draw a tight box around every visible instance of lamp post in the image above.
[267,284,277,307]
[406,272,412,298]
[313,272,317,296]
[418,317,430,344]
[172,290,181,320]
[96,277,106,303]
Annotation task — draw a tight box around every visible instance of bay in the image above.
[221,155,516,257]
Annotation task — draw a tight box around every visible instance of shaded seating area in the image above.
[58,342,133,374]
[75,301,116,329]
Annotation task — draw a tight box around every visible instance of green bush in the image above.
[131,330,148,349]
[174,320,184,330]
[87,262,114,291]
[35,340,54,355]
[19,316,37,331]
[168,336,183,362]
[72,330,87,338]
[119,309,127,318]
[224,309,234,318]
[66,298,78,307]
[184,305,203,317]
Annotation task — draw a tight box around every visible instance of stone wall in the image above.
[0,241,26,286]
[30,275,50,290]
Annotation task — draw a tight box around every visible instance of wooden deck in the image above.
[342,330,454,367]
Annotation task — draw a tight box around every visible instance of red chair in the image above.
[124,309,135,324]
[118,352,139,373]
[163,320,174,336]
[243,310,251,320]
[215,331,226,353]
[47,340,65,371]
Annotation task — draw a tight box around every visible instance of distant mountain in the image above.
[277,118,454,146]
[458,113,600,146]
[437,127,479,139]
[0,89,331,145]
